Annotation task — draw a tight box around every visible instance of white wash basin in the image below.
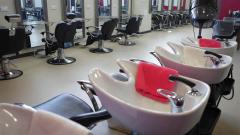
[88,59,210,135]
[0,103,92,135]
[181,37,237,57]
[155,42,232,84]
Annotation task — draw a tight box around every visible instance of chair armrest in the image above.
[77,80,99,111]
[86,26,100,30]
[118,22,127,25]
[41,31,54,36]
[70,109,111,129]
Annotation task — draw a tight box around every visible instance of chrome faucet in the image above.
[187,88,202,96]
[157,89,184,113]
[204,51,223,66]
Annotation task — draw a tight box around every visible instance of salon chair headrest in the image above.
[5,14,21,23]
[66,13,76,20]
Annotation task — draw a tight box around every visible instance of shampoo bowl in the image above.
[181,37,237,57]
[154,42,232,84]
[88,59,210,135]
[0,103,92,135]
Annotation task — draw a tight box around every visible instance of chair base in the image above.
[118,40,136,46]
[89,48,113,54]
[0,70,23,80]
[47,57,76,65]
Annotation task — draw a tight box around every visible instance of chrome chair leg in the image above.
[118,34,136,46]
[47,48,76,65]
[0,58,23,80]
[89,40,113,53]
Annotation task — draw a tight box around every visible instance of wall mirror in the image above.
[63,0,85,38]
[15,0,48,48]
[96,0,112,26]
[119,0,131,24]
[64,0,84,18]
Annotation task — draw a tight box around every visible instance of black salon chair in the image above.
[0,14,25,80]
[40,13,78,58]
[85,18,118,53]
[182,11,190,25]
[152,14,164,30]
[47,21,77,65]
[212,20,235,42]
[17,81,111,129]
[117,16,143,46]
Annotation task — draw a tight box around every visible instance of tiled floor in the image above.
[0,25,240,135]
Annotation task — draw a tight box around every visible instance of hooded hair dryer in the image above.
[190,0,218,38]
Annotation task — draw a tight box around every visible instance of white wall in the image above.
[0,0,16,27]
[132,0,151,32]
[111,0,119,18]
[84,0,95,27]
[47,0,63,32]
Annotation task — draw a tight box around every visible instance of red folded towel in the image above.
[199,38,222,48]
[135,62,179,103]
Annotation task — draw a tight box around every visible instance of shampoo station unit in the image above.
[82,59,211,135]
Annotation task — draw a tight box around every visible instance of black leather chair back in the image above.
[55,21,77,48]
[126,17,142,35]
[136,16,143,32]
[101,18,118,40]
[126,17,137,34]
[0,27,25,56]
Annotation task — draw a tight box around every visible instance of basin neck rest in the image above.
[158,45,221,68]
[198,38,222,48]
[135,62,179,103]
[182,46,215,68]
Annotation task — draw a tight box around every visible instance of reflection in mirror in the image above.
[65,0,84,18]
[97,0,111,26]
[122,0,129,16]
[16,0,46,48]
[151,0,159,13]
[20,0,45,22]
[119,0,129,24]
[98,0,111,16]
[64,0,85,39]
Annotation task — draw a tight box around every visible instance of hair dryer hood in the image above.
[190,0,218,28]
